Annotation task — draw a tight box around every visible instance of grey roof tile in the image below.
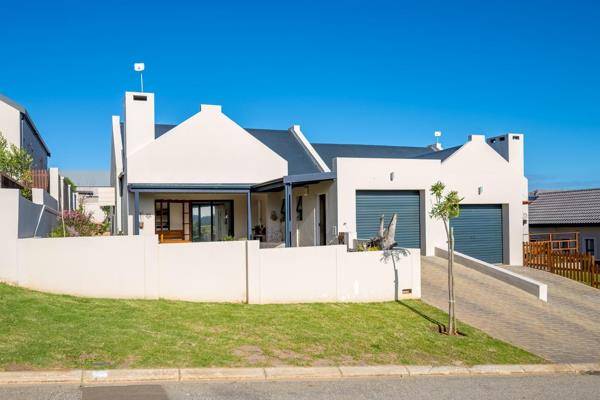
[312,143,456,168]
[245,128,322,175]
[529,188,600,225]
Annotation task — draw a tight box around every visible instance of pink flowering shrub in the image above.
[49,208,105,237]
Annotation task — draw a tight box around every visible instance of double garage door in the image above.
[356,191,504,263]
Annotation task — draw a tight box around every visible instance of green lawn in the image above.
[0,283,543,370]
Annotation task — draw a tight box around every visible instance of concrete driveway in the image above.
[421,256,600,363]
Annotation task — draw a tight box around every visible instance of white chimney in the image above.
[124,92,155,156]
[486,133,524,174]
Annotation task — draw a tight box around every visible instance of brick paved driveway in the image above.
[421,256,600,363]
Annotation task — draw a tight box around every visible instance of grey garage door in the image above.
[450,204,504,264]
[356,190,421,248]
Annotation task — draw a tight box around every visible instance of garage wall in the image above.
[334,135,528,265]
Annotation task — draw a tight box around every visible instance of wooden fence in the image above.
[523,242,598,288]
[31,169,50,192]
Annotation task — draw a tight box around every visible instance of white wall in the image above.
[158,241,247,302]
[0,101,21,147]
[250,244,420,304]
[17,236,152,298]
[335,135,528,265]
[1,235,421,304]
[78,186,115,223]
[125,99,288,184]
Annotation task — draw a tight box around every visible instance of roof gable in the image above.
[126,107,288,184]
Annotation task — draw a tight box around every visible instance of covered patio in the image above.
[128,172,336,247]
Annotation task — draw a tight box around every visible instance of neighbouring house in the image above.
[0,94,51,170]
[111,91,528,264]
[60,170,115,224]
[0,94,79,239]
[529,188,600,262]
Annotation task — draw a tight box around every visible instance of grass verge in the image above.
[0,283,543,370]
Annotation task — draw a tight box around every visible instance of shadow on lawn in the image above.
[397,301,467,336]
[396,300,447,334]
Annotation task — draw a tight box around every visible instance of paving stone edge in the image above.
[0,364,598,385]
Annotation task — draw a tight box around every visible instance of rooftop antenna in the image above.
[134,63,145,92]
[434,130,442,146]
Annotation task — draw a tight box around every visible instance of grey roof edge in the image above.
[0,94,51,156]
[530,187,600,196]
[128,183,253,193]
[415,145,463,160]
[287,126,330,173]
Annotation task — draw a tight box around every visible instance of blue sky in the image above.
[1,0,598,189]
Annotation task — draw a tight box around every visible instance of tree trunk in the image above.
[447,226,457,335]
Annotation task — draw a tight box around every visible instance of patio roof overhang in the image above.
[128,183,253,193]
[251,172,336,192]
[127,172,336,246]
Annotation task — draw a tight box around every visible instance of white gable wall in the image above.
[126,103,288,184]
[0,101,21,148]
[335,134,528,265]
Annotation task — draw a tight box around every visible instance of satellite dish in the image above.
[434,131,442,137]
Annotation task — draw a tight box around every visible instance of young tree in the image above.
[430,181,463,335]
[0,133,33,199]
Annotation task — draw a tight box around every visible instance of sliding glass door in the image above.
[191,201,233,242]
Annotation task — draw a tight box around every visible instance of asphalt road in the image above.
[1,374,599,400]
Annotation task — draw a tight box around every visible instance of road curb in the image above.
[0,363,598,385]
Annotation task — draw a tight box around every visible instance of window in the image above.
[585,238,595,257]
[296,196,303,221]
[155,201,170,233]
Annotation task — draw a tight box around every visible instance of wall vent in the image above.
[133,95,147,101]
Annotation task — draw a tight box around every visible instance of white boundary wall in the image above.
[0,235,421,304]
[434,247,547,301]
[250,244,420,303]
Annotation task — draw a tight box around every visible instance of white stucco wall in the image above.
[1,236,422,304]
[125,97,288,184]
[158,241,247,302]
[0,101,21,147]
[335,135,528,265]
[249,243,421,304]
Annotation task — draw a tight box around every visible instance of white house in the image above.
[60,170,115,224]
[111,92,528,265]
[0,94,51,170]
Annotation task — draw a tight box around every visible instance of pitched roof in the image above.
[529,188,600,225]
[152,124,323,175]
[142,122,458,174]
[312,143,456,168]
[244,128,322,175]
[0,93,51,156]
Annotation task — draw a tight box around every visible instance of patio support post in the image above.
[133,190,140,235]
[246,190,253,240]
[284,182,292,247]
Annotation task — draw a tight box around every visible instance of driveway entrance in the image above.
[421,256,600,362]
